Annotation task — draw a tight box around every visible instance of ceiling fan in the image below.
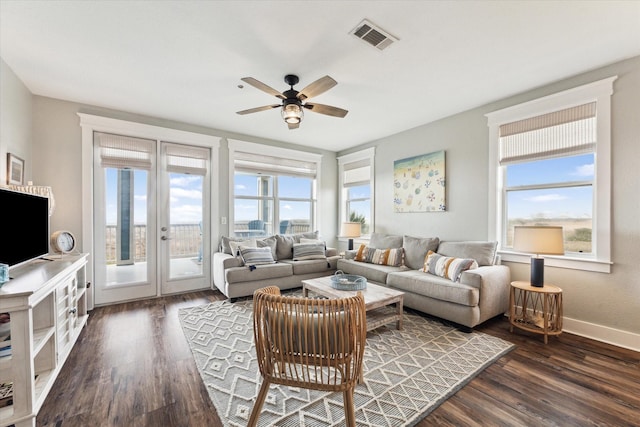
[236,74,348,129]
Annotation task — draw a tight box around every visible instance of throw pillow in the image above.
[402,235,440,270]
[354,244,404,267]
[221,236,244,254]
[292,242,327,260]
[423,250,478,282]
[239,246,276,266]
[256,236,277,260]
[275,231,320,260]
[229,239,257,263]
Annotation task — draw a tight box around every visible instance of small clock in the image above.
[51,230,76,254]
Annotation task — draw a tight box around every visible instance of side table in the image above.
[509,281,563,344]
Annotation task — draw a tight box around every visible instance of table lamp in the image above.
[340,222,361,250]
[513,226,564,287]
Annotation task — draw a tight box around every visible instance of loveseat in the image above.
[336,233,511,330]
[213,231,340,300]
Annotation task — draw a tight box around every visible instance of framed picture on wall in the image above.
[393,150,446,212]
[7,153,24,185]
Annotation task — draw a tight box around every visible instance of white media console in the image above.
[0,254,89,427]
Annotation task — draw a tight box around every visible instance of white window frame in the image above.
[485,76,616,273]
[228,139,322,234]
[337,147,375,238]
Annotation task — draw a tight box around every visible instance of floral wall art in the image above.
[393,150,446,212]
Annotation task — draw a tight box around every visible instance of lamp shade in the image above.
[513,226,564,255]
[340,222,361,238]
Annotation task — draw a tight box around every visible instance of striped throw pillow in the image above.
[239,246,276,266]
[354,244,404,267]
[423,250,478,282]
[292,243,326,260]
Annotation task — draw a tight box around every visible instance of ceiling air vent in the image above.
[350,19,398,51]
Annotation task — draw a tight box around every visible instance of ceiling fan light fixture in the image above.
[282,102,304,124]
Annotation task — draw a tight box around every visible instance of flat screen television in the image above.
[0,187,50,268]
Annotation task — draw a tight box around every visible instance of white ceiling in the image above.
[1,1,639,152]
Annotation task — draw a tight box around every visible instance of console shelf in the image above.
[0,254,88,427]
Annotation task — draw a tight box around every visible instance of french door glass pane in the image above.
[168,172,203,279]
[104,168,148,285]
[506,186,593,253]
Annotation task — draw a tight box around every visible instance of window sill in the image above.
[499,251,612,273]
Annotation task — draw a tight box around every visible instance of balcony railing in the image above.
[105,219,311,264]
[105,224,201,264]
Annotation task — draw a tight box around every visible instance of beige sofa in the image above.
[336,233,511,330]
[213,231,340,300]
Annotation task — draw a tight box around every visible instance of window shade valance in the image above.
[343,158,371,188]
[165,143,209,175]
[95,132,155,170]
[499,102,596,165]
[234,151,317,177]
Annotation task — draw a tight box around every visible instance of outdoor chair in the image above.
[248,286,367,427]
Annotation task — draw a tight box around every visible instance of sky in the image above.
[506,153,593,219]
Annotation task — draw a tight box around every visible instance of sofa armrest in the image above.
[213,252,242,293]
[460,265,511,318]
[325,247,338,257]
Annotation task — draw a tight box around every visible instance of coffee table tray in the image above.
[331,271,367,290]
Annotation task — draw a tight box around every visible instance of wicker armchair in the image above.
[248,286,367,427]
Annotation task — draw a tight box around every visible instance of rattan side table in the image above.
[509,281,563,344]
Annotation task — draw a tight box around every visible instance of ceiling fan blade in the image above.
[303,103,348,118]
[236,104,281,115]
[241,77,286,99]
[288,122,300,130]
[297,75,337,101]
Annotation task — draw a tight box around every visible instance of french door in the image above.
[93,133,211,305]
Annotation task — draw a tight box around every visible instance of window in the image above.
[229,140,321,237]
[486,77,616,273]
[338,148,375,236]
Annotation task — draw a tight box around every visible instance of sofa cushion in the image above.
[292,242,327,260]
[239,246,276,266]
[369,232,403,249]
[423,250,478,282]
[225,262,293,284]
[354,244,404,267]
[336,258,407,284]
[386,270,480,307]
[275,231,320,260]
[436,241,497,266]
[280,256,339,275]
[402,235,440,270]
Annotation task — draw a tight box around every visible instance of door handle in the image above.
[161,236,171,241]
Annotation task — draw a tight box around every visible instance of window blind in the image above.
[499,102,596,165]
[165,143,209,175]
[95,132,154,170]
[234,151,317,178]
[343,158,371,187]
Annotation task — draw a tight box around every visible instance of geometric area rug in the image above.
[178,297,514,427]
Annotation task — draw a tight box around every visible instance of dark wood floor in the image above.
[36,290,640,427]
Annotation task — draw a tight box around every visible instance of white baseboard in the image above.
[563,316,640,353]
